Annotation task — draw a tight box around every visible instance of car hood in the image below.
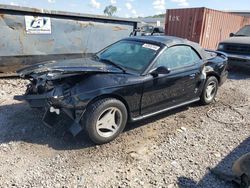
[221,36,250,45]
[17,57,123,79]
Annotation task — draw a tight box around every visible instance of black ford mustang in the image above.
[15,36,228,144]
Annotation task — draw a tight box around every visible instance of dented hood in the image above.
[17,57,123,78]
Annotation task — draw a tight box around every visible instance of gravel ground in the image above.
[0,71,249,187]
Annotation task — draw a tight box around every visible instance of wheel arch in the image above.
[206,72,220,84]
[86,94,131,120]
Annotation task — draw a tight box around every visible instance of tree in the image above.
[104,5,117,16]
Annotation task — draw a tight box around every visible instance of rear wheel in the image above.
[83,98,128,144]
[200,76,218,105]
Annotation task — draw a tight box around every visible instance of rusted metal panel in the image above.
[242,16,250,25]
[200,9,245,49]
[165,7,250,50]
[0,5,138,73]
[165,8,205,43]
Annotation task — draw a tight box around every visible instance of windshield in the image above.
[235,25,250,36]
[97,40,160,73]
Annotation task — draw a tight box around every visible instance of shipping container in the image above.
[242,16,250,25]
[165,7,250,50]
[0,4,138,74]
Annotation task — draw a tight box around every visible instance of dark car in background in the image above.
[15,36,228,144]
[139,25,165,36]
[218,25,250,69]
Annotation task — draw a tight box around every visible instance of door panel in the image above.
[140,45,204,115]
[141,65,201,115]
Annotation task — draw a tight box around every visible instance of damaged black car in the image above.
[15,36,228,144]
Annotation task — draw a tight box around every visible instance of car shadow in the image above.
[228,69,250,80]
[0,100,194,151]
[125,104,191,132]
[176,137,250,188]
[0,71,248,151]
[0,102,95,150]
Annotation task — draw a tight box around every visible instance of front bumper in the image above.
[14,94,49,108]
[226,53,250,68]
[14,93,86,136]
[42,106,85,136]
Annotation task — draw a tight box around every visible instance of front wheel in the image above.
[83,98,128,144]
[200,76,219,105]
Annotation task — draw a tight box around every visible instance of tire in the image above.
[83,98,128,144]
[241,174,250,188]
[200,76,219,105]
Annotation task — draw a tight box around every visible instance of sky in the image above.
[0,0,249,18]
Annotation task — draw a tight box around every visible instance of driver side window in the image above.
[155,45,201,70]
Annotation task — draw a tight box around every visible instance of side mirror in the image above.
[229,33,235,37]
[149,66,171,77]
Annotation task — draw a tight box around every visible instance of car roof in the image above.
[124,35,207,59]
[125,35,190,47]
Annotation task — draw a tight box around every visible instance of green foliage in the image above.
[104,5,117,16]
[146,14,165,18]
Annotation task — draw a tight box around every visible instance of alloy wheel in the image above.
[96,107,123,138]
[205,81,217,101]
